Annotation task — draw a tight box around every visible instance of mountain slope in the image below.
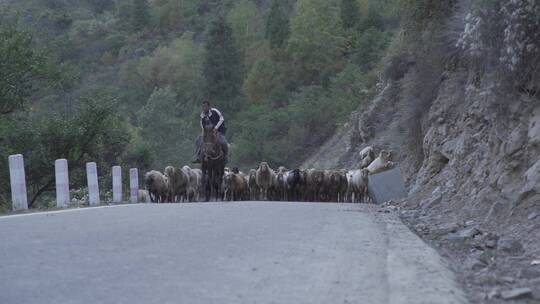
[304,0,540,302]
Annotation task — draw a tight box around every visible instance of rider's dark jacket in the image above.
[200,108,226,134]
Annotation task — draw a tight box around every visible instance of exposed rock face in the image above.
[305,69,539,220]
[303,11,540,302]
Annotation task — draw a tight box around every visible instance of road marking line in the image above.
[0,204,142,220]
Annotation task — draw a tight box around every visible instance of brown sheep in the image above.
[337,170,349,202]
[191,168,202,202]
[274,170,288,201]
[230,172,249,201]
[298,169,308,201]
[322,170,337,202]
[165,166,188,202]
[248,169,258,200]
[306,169,325,202]
[222,171,233,201]
[367,150,394,174]
[138,189,151,203]
[256,162,275,201]
[182,166,200,202]
[144,170,168,203]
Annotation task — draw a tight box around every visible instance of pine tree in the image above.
[131,0,150,32]
[288,0,346,85]
[340,0,360,29]
[203,16,243,111]
[265,0,290,49]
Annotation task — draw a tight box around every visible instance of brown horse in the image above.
[201,126,225,201]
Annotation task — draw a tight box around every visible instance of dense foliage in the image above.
[0,0,399,207]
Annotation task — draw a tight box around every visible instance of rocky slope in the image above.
[303,2,540,302]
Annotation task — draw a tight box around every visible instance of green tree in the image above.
[138,87,198,168]
[340,0,360,29]
[352,27,391,71]
[232,104,290,167]
[288,0,347,85]
[131,0,150,31]
[203,16,243,111]
[0,95,131,208]
[0,26,47,115]
[244,57,288,107]
[265,0,290,49]
[227,0,264,70]
[137,34,205,104]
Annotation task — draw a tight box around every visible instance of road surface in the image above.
[0,202,467,304]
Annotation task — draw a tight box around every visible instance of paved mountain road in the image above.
[0,202,467,304]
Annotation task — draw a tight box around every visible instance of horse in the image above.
[201,125,225,202]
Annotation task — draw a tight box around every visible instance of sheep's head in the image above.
[329,171,339,183]
[315,171,324,184]
[164,166,174,178]
[361,169,369,179]
[259,162,269,172]
[276,172,284,183]
[299,170,308,184]
[223,172,232,188]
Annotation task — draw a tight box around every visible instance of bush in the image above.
[137,87,199,169]
[352,27,393,71]
[0,94,131,208]
[244,57,289,107]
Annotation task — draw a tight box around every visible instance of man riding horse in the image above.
[193,99,229,164]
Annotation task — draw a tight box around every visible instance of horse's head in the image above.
[203,126,217,143]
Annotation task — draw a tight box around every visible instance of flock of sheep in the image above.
[142,146,395,203]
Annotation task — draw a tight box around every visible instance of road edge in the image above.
[383,213,469,304]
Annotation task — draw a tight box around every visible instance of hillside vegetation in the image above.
[0,0,398,208]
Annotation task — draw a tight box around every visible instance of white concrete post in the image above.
[86,162,100,206]
[55,159,70,208]
[8,154,28,211]
[129,168,139,203]
[112,166,122,203]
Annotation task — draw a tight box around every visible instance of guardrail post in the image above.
[112,166,122,203]
[55,159,70,208]
[129,168,139,203]
[86,162,100,206]
[8,154,28,211]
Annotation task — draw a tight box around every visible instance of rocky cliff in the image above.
[304,0,540,301]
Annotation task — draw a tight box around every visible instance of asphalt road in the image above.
[0,202,467,304]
